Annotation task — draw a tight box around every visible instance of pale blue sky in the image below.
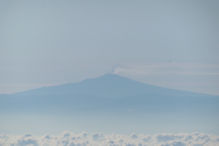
[0,0,219,94]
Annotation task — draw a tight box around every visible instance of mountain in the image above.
[1,73,218,114]
[1,73,219,134]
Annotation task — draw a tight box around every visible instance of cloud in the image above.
[113,63,219,76]
[0,132,219,146]
[112,63,219,95]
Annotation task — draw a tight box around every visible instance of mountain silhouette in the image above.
[1,74,219,133]
[1,73,218,114]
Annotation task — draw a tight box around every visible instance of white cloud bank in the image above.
[0,132,219,146]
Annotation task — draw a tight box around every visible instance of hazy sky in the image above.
[0,0,219,94]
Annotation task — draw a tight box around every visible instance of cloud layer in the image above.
[113,63,219,95]
[0,132,219,146]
